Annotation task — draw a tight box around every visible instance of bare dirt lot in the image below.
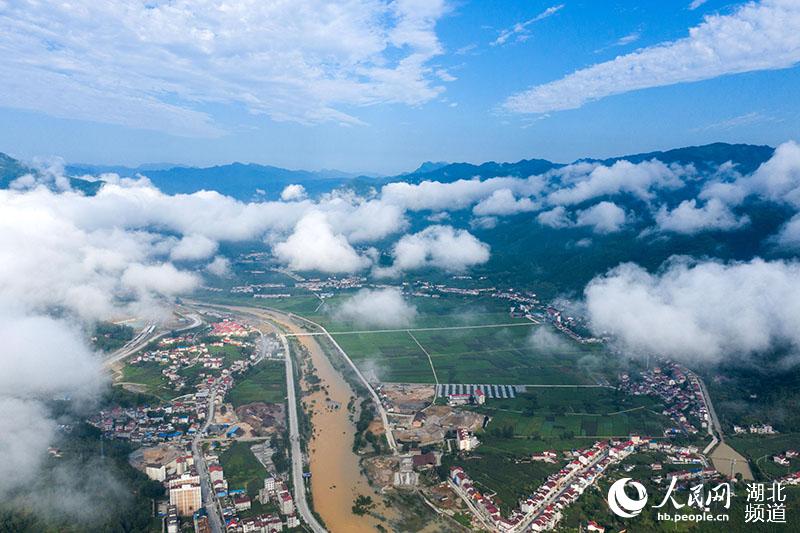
[394,405,484,446]
[381,382,435,414]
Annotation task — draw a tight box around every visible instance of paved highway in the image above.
[192,383,225,533]
[279,332,327,533]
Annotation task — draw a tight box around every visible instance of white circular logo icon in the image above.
[607,477,648,518]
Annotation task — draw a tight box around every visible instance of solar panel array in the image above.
[436,383,520,399]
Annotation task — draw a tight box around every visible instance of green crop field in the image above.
[442,451,560,514]
[120,362,172,398]
[228,361,287,408]
[218,441,267,498]
[727,432,800,479]
[332,323,609,385]
[473,389,668,453]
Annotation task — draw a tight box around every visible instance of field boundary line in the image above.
[406,330,439,391]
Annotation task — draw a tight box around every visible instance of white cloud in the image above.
[491,4,564,46]
[206,255,232,277]
[170,233,218,261]
[585,257,800,364]
[273,211,372,273]
[775,214,800,249]
[378,225,490,275]
[655,198,749,234]
[546,159,688,206]
[472,189,538,216]
[0,0,450,135]
[503,0,800,114]
[527,326,570,353]
[334,288,417,328]
[536,202,627,233]
[537,206,572,228]
[280,184,307,202]
[689,0,709,10]
[615,32,641,46]
[0,397,56,497]
[381,175,545,212]
[743,140,800,207]
[575,201,627,233]
[121,263,200,297]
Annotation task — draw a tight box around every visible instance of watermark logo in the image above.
[607,477,648,518]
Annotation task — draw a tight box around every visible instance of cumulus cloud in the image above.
[206,255,232,277]
[0,0,451,134]
[742,140,800,207]
[170,233,219,261]
[281,184,307,202]
[334,288,417,328]
[473,189,538,216]
[121,263,200,297]
[546,159,688,206]
[575,201,627,233]
[655,198,749,234]
[378,225,490,276]
[584,257,800,364]
[381,175,545,212]
[503,0,800,114]
[536,202,627,233]
[273,211,372,273]
[537,206,572,228]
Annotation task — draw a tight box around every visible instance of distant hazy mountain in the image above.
[65,161,367,199]
[0,153,101,194]
[0,152,28,188]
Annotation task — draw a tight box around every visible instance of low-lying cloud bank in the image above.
[334,288,417,328]
[584,257,800,365]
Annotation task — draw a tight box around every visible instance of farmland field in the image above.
[727,432,800,479]
[228,360,287,408]
[333,323,608,385]
[120,362,172,399]
[442,452,560,514]
[218,441,267,498]
[474,388,669,453]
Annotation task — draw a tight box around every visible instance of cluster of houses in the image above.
[129,322,256,392]
[543,306,600,344]
[778,471,800,485]
[208,459,298,532]
[449,438,645,532]
[733,423,779,435]
[296,275,366,292]
[88,402,201,445]
[230,283,287,295]
[772,449,798,466]
[620,362,709,436]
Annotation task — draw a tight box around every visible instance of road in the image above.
[192,383,224,533]
[103,321,159,368]
[278,331,327,533]
[696,375,722,454]
[103,311,203,369]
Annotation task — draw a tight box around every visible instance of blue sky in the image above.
[0,0,798,174]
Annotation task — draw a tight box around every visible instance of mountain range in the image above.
[1,142,775,199]
[2,143,792,297]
